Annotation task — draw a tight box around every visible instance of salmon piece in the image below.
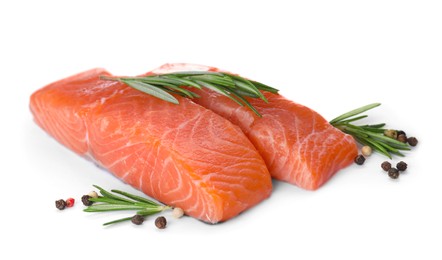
[152,64,358,190]
[30,68,272,223]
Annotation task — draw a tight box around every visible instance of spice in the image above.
[388,168,400,179]
[81,195,93,206]
[361,146,372,156]
[84,185,170,227]
[397,161,408,171]
[354,154,366,165]
[172,207,184,219]
[330,103,412,158]
[131,214,145,225]
[66,198,75,208]
[384,129,398,139]
[407,137,418,147]
[397,134,407,143]
[55,199,66,210]
[397,130,406,136]
[88,191,99,199]
[101,71,279,117]
[155,216,167,229]
[381,161,392,171]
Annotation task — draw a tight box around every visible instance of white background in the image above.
[1,0,441,259]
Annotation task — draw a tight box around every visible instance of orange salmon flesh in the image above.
[30,68,272,223]
[153,64,358,190]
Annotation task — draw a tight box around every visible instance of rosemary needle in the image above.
[330,103,411,159]
[84,185,170,226]
[100,71,279,117]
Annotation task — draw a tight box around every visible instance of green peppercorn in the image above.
[388,168,400,179]
[81,195,93,206]
[155,216,167,229]
[131,214,145,225]
[381,161,391,171]
[384,129,398,139]
[397,161,408,171]
[407,137,418,147]
[354,154,366,165]
[55,199,66,210]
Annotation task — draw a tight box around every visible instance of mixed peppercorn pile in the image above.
[354,129,418,180]
[55,189,184,230]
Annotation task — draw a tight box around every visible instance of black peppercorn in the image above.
[397,130,406,137]
[381,161,391,171]
[407,137,418,147]
[354,154,366,165]
[131,214,145,225]
[388,168,400,179]
[81,195,93,206]
[397,134,407,143]
[397,161,408,171]
[55,199,66,210]
[155,216,167,229]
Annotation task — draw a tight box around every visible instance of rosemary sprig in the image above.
[330,103,411,159]
[100,71,279,117]
[84,185,170,226]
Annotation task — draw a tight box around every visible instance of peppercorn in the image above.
[55,199,66,210]
[88,191,99,199]
[361,146,372,157]
[388,168,400,179]
[384,129,398,139]
[172,207,184,219]
[354,154,366,165]
[407,137,418,147]
[397,134,407,143]
[131,214,145,225]
[397,161,408,171]
[81,195,93,206]
[381,161,391,171]
[397,130,406,137]
[66,198,75,208]
[155,216,167,229]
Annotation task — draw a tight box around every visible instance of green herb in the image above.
[84,185,170,226]
[330,103,411,159]
[100,71,279,117]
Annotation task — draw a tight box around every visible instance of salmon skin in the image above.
[30,68,272,223]
[152,64,358,190]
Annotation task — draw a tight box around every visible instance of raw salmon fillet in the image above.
[30,68,272,223]
[152,64,358,190]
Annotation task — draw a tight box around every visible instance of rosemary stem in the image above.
[330,103,411,158]
[100,71,279,117]
[99,75,121,81]
[84,185,171,226]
